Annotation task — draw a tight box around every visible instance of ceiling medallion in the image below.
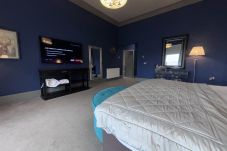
[100,0,127,9]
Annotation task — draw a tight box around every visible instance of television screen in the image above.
[40,36,83,64]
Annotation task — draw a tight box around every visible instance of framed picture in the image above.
[0,28,20,59]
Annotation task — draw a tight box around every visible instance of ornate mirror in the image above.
[162,35,188,68]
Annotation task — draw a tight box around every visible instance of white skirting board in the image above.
[106,68,120,79]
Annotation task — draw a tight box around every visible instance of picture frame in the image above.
[0,28,20,59]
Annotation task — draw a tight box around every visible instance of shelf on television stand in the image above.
[39,68,89,100]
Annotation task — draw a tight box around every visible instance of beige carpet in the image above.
[0,78,138,151]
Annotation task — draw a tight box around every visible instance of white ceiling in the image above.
[70,0,202,26]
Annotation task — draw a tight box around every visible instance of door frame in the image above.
[122,49,135,78]
[88,45,103,80]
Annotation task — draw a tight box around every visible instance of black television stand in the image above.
[39,68,89,100]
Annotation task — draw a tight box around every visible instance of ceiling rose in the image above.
[100,0,127,9]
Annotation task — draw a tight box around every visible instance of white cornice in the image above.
[69,0,202,27]
[69,0,119,26]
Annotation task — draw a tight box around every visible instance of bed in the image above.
[94,79,227,151]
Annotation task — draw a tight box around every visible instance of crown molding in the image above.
[69,0,119,26]
[69,0,202,27]
[119,0,203,26]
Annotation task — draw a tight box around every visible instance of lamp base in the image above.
[193,58,198,83]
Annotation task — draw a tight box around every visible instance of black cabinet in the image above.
[155,67,189,82]
[39,68,89,100]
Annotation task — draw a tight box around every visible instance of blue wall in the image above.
[118,0,227,85]
[0,0,117,96]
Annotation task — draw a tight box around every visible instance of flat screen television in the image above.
[40,36,83,64]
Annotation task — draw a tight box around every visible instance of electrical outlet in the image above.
[209,76,215,81]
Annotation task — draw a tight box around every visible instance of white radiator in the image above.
[106,68,120,79]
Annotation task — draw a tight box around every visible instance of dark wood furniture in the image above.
[39,68,89,100]
[155,66,189,82]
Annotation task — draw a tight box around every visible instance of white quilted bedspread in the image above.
[95,79,227,151]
